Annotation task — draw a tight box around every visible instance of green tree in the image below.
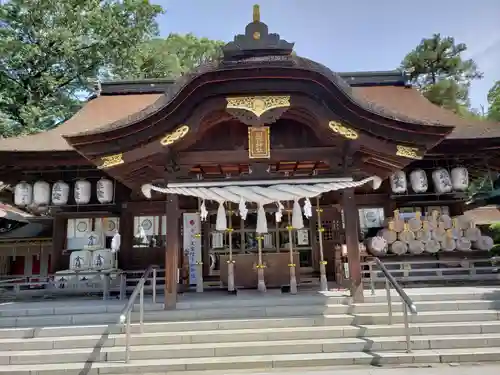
[401,34,483,114]
[487,81,500,121]
[0,0,163,136]
[113,33,225,79]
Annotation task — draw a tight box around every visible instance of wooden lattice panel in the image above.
[316,218,344,243]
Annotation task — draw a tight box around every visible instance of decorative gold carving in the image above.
[248,126,270,159]
[98,153,124,169]
[160,125,190,146]
[253,31,261,40]
[226,96,291,118]
[396,145,422,160]
[328,121,358,140]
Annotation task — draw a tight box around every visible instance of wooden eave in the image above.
[0,150,91,168]
[63,63,453,157]
[58,67,454,190]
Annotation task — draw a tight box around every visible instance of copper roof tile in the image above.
[354,86,500,139]
[0,94,161,151]
[464,206,500,225]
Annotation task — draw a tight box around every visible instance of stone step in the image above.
[325,309,500,325]
[347,299,500,314]
[2,287,499,320]
[6,332,500,365]
[2,320,500,351]
[1,306,499,340]
[363,288,500,303]
[0,316,323,339]
[0,295,332,318]
[0,304,330,328]
[3,297,500,329]
[2,297,498,322]
[3,347,500,374]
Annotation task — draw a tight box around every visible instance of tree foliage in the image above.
[113,34,225,80]
[487,81,500,121]
[401,34,483,114]
[0,0,163,137]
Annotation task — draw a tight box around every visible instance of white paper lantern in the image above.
[14,181,33,207]
[96,178,114,204]
[51,181,70,205]
[389,171,407,194]
[451,167,469,191]
[33,181,51,206]
[432,168,452,194]
[409,169,428,193]
[74,179,91,205]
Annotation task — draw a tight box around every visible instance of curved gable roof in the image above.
[0,83,498,152]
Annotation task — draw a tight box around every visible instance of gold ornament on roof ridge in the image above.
[226,95,291,118]
[328,121,358,140]
[396,145,422,160]
[98,153,124,169]
[160,125,190,146]
[253,4,260,22]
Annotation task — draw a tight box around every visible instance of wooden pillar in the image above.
[51,216,67,273]
[119,210,134,270]
[165,194,180,309]
[342,188,363,302]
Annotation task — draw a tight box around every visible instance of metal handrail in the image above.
[369,257,417,352]
[119,265,157,363]
[0,277,26,285]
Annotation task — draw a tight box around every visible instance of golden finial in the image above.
[253,4,260,22]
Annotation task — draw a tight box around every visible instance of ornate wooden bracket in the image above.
[395,145,422,160]
[97,153,124,169]
[160,125,190,146]
[249,162,271,178]
[165,150,180,174]
[328,121,358,140]
[225,95,291,126]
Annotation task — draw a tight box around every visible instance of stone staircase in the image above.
[1,287,500,374]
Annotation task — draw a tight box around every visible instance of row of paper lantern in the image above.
[390,167,469,194]
[13,178,114,207]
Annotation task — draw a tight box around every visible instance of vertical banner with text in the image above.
[182,213,202,285]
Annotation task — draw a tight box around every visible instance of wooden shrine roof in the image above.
[464,206,500,225]
[0,81,497,153]
[0,93,161,152]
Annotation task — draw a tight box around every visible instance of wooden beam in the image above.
[165,194,180,309]
[342,188,363,302]
[0,152,90,167]
[177,147,341,165]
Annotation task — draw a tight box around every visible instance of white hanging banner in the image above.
[183,213,202,285]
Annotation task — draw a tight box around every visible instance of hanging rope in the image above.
[141,176,382,232]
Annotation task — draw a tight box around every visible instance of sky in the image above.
[155,0,500,111]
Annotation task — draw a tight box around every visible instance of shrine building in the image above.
[0,6,500,306]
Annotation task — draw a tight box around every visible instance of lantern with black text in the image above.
[74,179,91,205]
[97,178,113,204]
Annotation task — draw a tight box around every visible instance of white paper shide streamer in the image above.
[141,176,382,233]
